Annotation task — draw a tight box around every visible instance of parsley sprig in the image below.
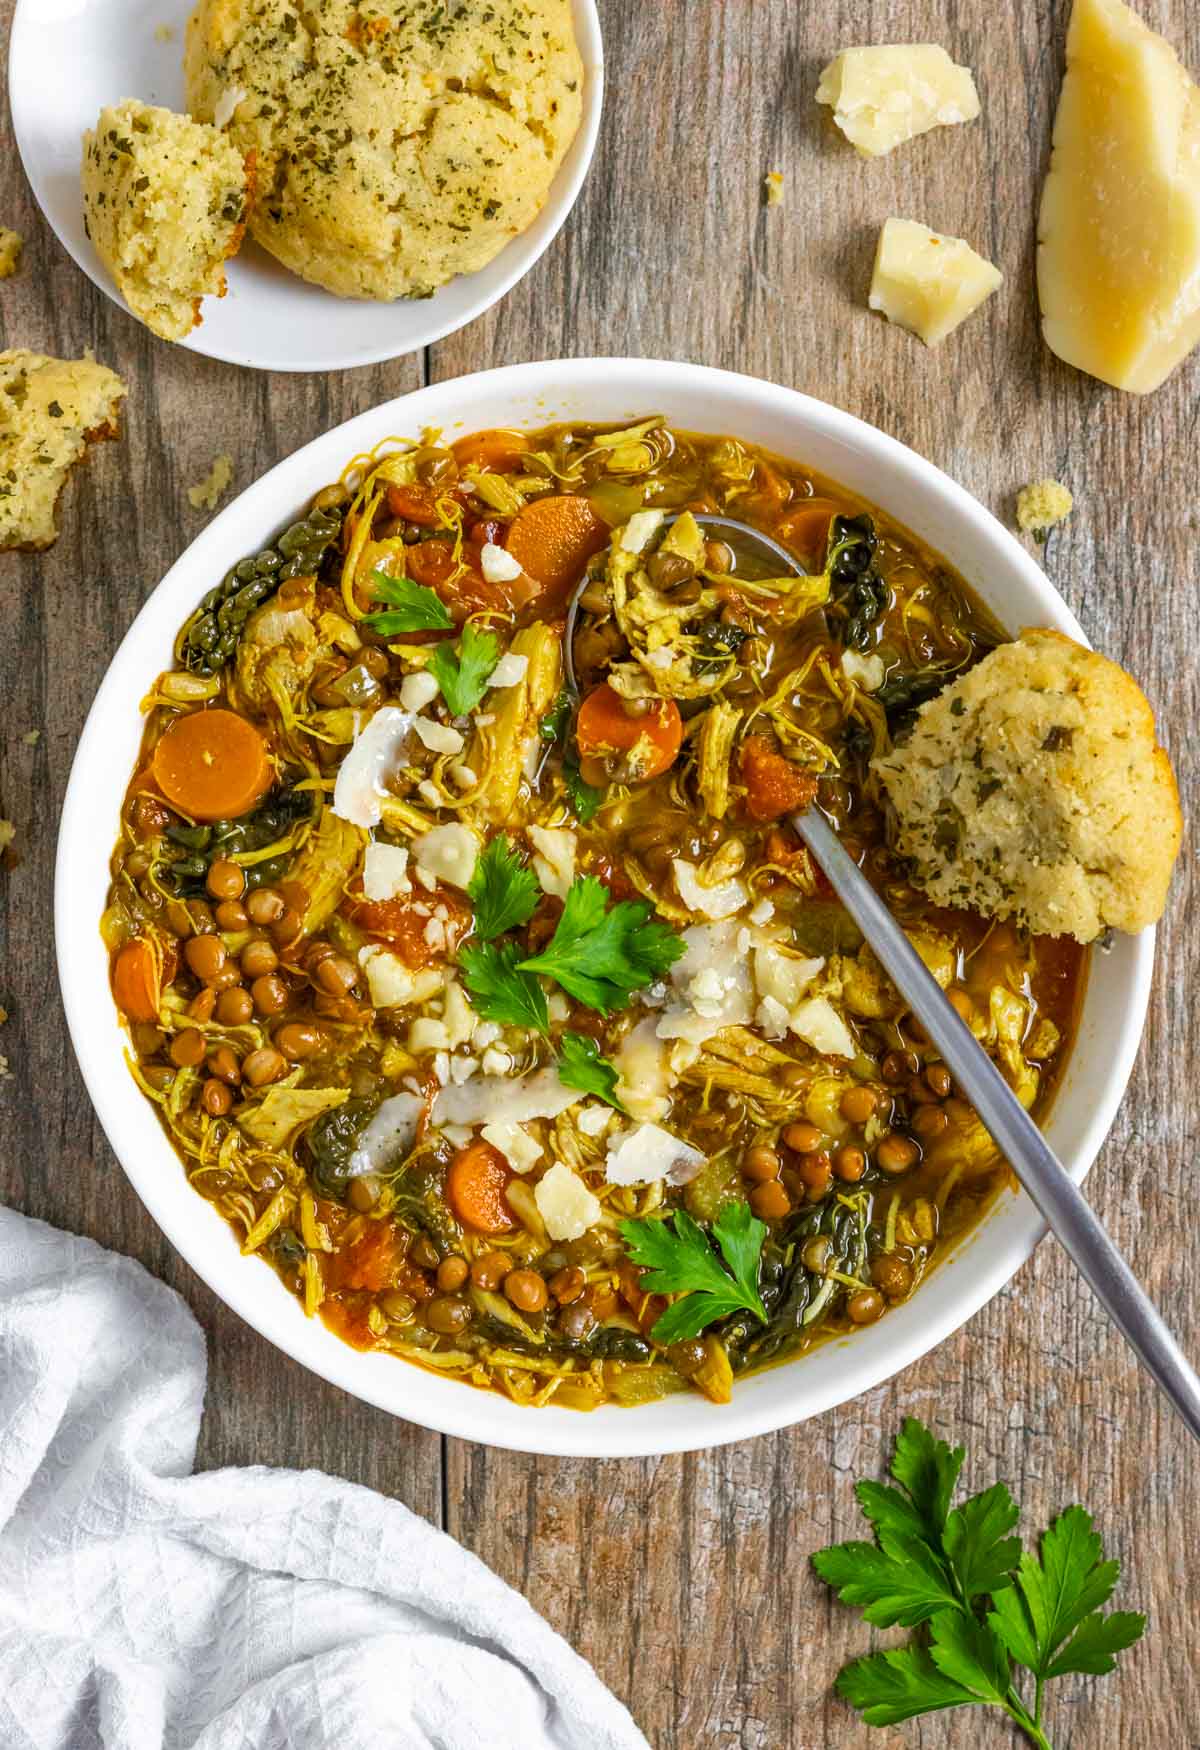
[619,1203,768,1344]
[428,621,499,716]
[466,833,539,941]
[519,875,683,1014]
[813,1419,1145,1747]
[362,568,454,635]
[458,940,549,1033]
[557,1031,626,1111]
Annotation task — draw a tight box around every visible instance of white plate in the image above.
[8,0,603,372]
[57,360,1154,1458]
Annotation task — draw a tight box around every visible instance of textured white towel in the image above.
[0,1208,649,1750]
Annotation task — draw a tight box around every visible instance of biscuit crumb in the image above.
[187,453,234,511]
[873,629,1181,943]
[0,228,22,278]
[154,23,176,43]
[1016,478,1073,542]
[764,171,785,207]
[21,730,40,747]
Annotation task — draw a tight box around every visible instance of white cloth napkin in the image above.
[0,1207,649,1750]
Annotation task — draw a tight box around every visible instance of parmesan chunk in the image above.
[480,543,524,585]
[432,1065,578,1129]
[358,946,441,1010]
[487,651,530,687]
[333,707,413,829]
[1037,0,1200,393]
[618,510,665,555]
[480,1122,543,1174]
[672,858,748,920]
[399,670,439,712]
[613,1017,671,1123]
[362,841,411,902]
[413,822,480,891]
[527,824,577,899]
[870,219,1003,347]
[534,1162,602,1242]
[817,45,980,158]
[605,1123,706,1188]
[791,997,858,1060]
[414,717,465,756]
[841,650,885,691]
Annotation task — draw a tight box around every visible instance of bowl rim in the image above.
[7,0,605,373]
[55,358,1155,1456]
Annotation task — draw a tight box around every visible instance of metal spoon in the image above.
[795,807,1200,1444]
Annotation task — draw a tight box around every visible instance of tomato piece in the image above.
[385,482,445,525]
[740,737,819,823]
[343,885,470,966]
[576,683,683,781]
[326,1221,402,1292]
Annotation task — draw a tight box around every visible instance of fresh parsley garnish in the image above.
[619,1202,768,1344]
[539,688,605,822]
[362,568,454,635]
[458,940,549,1034]
[813,1418,1146,1746]
[557,1031,625,1112]
[563,746,605,823]
[467,833,539,941]
[518,875,683,1015]
[428,622,500,716]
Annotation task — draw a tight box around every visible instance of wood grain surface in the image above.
[2,2,1198,1745]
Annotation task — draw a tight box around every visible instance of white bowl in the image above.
[8,0,603,373]
[56,359,1153,1457]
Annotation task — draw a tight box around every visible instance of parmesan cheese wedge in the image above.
[869,218,1003,347]
[1037,0,1200,394]
[816,45,980,158]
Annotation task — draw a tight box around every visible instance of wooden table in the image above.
[2,3,1197,1743]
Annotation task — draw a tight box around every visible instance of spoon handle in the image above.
[795,807,1200,1444]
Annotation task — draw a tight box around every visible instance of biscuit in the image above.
[0,351,127,552]
[872,629,1182,942]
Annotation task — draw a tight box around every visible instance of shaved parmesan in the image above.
[359,946,442,1010]
[605,1122,706,1188]
[333,707,413,828]
[481,543,524,584]
[362,841,411,901]
[656,922,754,1048]
[756,994,792,1040]
[619,510,665,555]
[614,1017,671,1122]
[791,996,857,1059]
[481,1121,544,1174]
[577,1103,613,1138]
[754,944,825,1012]
[399,670,439,712]
[534,1162,602,1241]
[432,1065,578,1129]
[841,650,885,691]
[672,858,748,920]
[414,718,465,756]
[413,822,480,891]
[528,824,577,899]
[349,1092,424,1176]
[487,651,529,688]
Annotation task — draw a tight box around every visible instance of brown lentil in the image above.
[215,986,254,1027]
[206,858,246,901]
[505,1269,549,1313]
[242,1047,286,1088]
[184,935,227,983]
[208,1045,241,1085]
[846,1289,885,1325]
[241,939,279,979]
[470,1251,513,1291]
[436,1256,470,1292]
[742,1144,782,1181]
[246,888,284,926]
[876,1133,920,1175]
[169,1028,206,1068]
[549,1265,586,1305]
[839,1085,878,1125]
[424,1295,473,1336]
[749,1180,791,1220]
[783,1120,822,1154]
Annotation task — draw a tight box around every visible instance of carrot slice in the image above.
[775,499,838,560]
[576,683,683,781]
[112,938,162,1023]
[446,1140,515,1235]
[151,708,272,823]
[740,737,819,822]
[504,495,610,610]
[451,429,531,472]
[385,482,445,526]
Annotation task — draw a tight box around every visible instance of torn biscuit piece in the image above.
[81,98,253,342]
[0,350,127,551]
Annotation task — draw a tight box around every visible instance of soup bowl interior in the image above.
[56,359,1152,1457]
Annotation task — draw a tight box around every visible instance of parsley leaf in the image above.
[557,1032,625,1112]
[564,746,605,823]
[458,940,548,1033]
[428,622,500,716]
[988,1506,1145,1684]
[362,568,453,634]
[619,1202,767,1344]
[518,875,683,1014]
[467,834,540,941]
[813,1420,1146,1747]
